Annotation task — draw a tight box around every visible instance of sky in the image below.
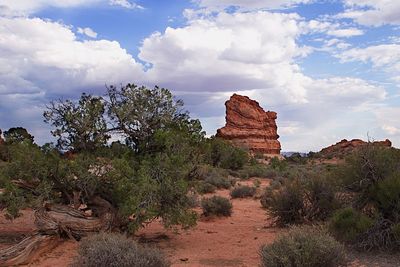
[0,0,399,152]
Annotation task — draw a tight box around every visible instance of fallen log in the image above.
[0,234,60,266]
[0,204,112,266]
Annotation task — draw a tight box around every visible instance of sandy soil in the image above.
[1,178,399,267]
[136,179,279,267]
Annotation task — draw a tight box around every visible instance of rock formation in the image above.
[318,138,392,158]
[216,94,281,156]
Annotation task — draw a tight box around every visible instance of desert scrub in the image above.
[196,182,217,194]
[201,196,232,217]
[260,225,345,267]
[72,232,169,267]
[230,185,256,198]
[261,175,339,225]
[329,207,373,243]
[204,172,232,189]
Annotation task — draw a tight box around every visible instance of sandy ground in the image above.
[1,178,400,267]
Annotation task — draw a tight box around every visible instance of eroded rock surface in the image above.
[319,138,392,158]
[216,94,281,155]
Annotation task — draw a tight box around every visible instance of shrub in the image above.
[261,179,304,225]
[72,232,169,267]
[196,182,217,194]
[329,208,373,242]
[205,138,248,170]
[230,185,256,198]
[260,225,345,267]
[201,196,232,217]
[204,171,232,189]
[269,157,287,172]
[238,164,270,179]
[261,175,340,225]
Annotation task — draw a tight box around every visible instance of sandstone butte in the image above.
[319,138,392,157]
[216,94,281,156]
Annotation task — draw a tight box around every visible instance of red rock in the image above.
[319,138,392,158]
[216,94,281,155]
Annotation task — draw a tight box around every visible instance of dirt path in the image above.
[136,179,279,267]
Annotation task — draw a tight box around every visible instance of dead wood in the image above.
[0,234,60,266]
[0,203,112,266]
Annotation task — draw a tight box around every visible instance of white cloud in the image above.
[326,28,364,38]
[0,17,144,96]
[382,125,400,135]
[338,0,400,26]
[338,44,400,83]
[109,0,143,9]
[0,0,101,16]
[194,0,312,10]
[77,27,98,38]
[136,10,388,151]
[0,0,143,16]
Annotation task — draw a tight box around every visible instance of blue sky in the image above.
[0,0,399,152]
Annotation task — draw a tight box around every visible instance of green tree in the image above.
[43,93,109,152]
[3,127,34,144]
[107,84,191,153]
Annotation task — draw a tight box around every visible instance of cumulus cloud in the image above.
[0,17,144,142]
[136,10,388,151]
[77,27,98,38]
[338,0,400,26]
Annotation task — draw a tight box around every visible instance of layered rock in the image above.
[319,138,392,158]
[216,94,281,155]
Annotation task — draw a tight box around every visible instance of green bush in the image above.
[260,225,345,267]
[205,138,248,170]
[238,164,271,179]
[329,208,373,242]
[230,185,256,198]
[269,157,288,172]
[72,232,169,267]
[261,179,304,225]
[204,170,232,189]
[196,182,217,194]
[261,175,339,225]
[201,196,232,217]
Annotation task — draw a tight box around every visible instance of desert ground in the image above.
[1,178,399,267]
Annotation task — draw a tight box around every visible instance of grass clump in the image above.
[201,196,232,217]
[72,232,169,267]
[230,185,256,198]
[260,225,345,267]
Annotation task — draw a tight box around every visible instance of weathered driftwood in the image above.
[0,234,60,266]
[0,204,111,266]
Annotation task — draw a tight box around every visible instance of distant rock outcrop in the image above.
[216,94,281,156]
[318,138,392,158]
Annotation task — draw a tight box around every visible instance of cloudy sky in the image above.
[0,0,399,152]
